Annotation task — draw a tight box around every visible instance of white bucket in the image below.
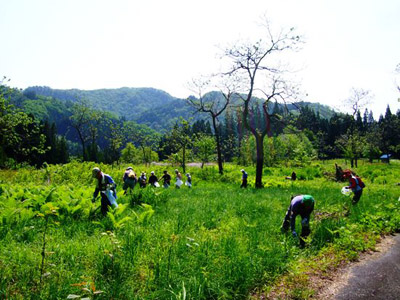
[341,186,352,196]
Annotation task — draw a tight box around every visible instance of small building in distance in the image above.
[380,154,392,163]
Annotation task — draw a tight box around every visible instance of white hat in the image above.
[151,171,155,174]
[241,169,245,172]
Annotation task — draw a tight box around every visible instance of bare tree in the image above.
[222,21,301,188]
[345,88,372,117]
[187,77,236,174]
[343,88,373,167]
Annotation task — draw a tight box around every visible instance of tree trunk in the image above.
[212,116,223,175]
[79,136,86,161]
[182,146,186,174]
[255,135,264,188]
[73,126,87,161]
[141,145,146,165]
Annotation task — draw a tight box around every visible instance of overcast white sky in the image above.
[1,0,399,117]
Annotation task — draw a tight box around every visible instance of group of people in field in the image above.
[121,167,192,192]
[91,167,192,215]
[92,166,364,247]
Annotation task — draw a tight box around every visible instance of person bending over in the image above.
[282,194,315,247]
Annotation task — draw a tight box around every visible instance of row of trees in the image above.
[2,19,399,190]
[2,77,400,176]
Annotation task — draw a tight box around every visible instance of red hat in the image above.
[343,170,352,178]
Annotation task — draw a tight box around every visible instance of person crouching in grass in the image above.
[281,195,315,248]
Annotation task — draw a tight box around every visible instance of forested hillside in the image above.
[23,86,195,130]
[23,86,336,130]
[2,83,399,169]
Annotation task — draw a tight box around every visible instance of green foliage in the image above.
[9,84,400,166]
[164,118,193,172]
[192,134,216,167]
[24,86,197,131]
[0,85,48,167]
[120,142,141,164]
[238,132,317,167]
[0,161,400,299]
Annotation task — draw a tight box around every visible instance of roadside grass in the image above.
[0,160,399,299]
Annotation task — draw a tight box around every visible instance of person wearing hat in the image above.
[139,172,147,188]
[175,169,183,188]
[281,195,315,247]
[122,167,137,194]
[343,169,365,204]
[161,170,171,188]
[148,171,158,187]
[240,169,248,188]
[185,173,192,188]
[92,167,117,216]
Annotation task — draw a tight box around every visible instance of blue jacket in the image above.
[94,173,116,198]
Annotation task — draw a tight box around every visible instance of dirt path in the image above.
[317,234,400,300]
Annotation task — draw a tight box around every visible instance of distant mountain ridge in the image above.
[23,86,337,130]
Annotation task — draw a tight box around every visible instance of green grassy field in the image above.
[1,160,399,299]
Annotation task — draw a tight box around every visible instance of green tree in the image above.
[69,100,93,161]
[335,129,366,166]
[123,121,161,165]
[220,107,238,162]
[0,83,47,167]
[41,121,68,164]
[166,118,192,173]
[378,105,396,163]
[363,126,381,162]
[237,135,256,166]
[120,142,141,164]
[193,134,216,168]
[104,120,124,164]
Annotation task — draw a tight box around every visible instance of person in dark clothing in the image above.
[343,170,364,204]
[185,173,192,188]
[240,169,248,188]
[148,171,158,187]
[139,172,147,188]
[161,170,171,188]
[122,167,137,194]
[286,171,297,181]
[281,195,315,247]
[92,167,117,216]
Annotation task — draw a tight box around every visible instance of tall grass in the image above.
[0,160,399,299]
